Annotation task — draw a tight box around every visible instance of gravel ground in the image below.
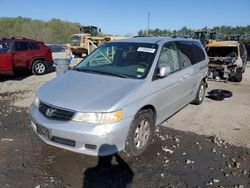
[0,56,250,187]
[163,64,250,149]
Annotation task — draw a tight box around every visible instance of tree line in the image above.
[0,17,250,44]
[138,26,250,43]
[0,17,80,44]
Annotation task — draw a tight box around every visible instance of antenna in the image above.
[147,12,150,36]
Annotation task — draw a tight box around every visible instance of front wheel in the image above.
[32,60,47,75]
[234,68,242,82]
[192,81,206,105]
[125,109,155,156]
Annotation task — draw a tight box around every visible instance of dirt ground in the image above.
[0,59,250,188]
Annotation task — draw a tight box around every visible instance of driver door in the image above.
[150,42,186,124]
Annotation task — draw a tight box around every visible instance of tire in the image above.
[125,109,155,156]
[208,89,233,98]
[234,68,242,82]
[206,96,224,101]
[192,81,206,105]
[32,60,47,75]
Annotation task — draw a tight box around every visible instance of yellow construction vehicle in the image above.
[193,30,224,46]
[67,25,127,57]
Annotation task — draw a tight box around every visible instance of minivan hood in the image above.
[37,70,142,112]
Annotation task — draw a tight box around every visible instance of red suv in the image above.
[0,38,53,75]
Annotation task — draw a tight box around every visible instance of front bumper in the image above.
[29,104,133,156]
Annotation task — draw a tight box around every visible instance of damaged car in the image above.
[206,41,248,82]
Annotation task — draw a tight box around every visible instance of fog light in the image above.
[85,144,97,150]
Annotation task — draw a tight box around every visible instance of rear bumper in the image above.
[28,104,133,156]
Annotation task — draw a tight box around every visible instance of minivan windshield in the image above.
[74,42,158,79]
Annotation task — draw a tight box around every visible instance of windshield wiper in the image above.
[73,68,128,78]
[98,71,129,78]
[73,69,102,74]
[73,67,83,72]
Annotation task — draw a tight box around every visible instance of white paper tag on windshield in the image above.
[137,47,155,53]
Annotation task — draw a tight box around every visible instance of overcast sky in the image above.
[1,0,250,35]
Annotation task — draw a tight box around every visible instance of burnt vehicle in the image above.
[206,41,248,82]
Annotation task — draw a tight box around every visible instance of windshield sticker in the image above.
[136,67,145,73]
[137,47,155,53]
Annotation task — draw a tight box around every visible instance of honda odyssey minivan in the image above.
[29,37,208,156]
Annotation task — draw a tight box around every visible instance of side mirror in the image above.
[157,65,171,78]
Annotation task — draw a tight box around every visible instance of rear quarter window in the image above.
[176,41,197,67]
[192,41,206,62]
[29,42,40,50]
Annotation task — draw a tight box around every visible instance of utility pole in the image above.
[147,12,150,36]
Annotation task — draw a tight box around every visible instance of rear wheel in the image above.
[32,60,47,75]
[125,109,155,156]
[192,81,206,105]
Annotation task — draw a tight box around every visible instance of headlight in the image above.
[72,110,123,124]
[34,96,40,108]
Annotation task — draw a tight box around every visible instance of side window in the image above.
[176,41,197,67]
[192,41,206,62]
[157,42,180,73]
[14,42,29,51]
[0,42,10,54]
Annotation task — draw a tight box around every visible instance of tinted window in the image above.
[14,42,29,51]
[157,42,180,73]
[192,41,206,62]
[30,42,40,50]
[176,41,197,67]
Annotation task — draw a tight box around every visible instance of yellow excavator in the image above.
[67,25,127,57]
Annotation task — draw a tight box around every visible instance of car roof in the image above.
[0,38,42,43]
[109,36,199,44]
[206,40,239,47]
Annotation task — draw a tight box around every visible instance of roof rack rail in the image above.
[1,37,29,41]
[172,35,188,39]
[132,36,152,38]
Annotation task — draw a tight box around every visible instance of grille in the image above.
[39,101,75,121]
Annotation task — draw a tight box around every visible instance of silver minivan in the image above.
[29,37,208,156]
